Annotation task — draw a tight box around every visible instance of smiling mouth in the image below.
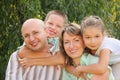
[70,50,77,54]
[31,42,39,47]
[90,45,97,47]
[49,30,56,35]
[49,32,56,35]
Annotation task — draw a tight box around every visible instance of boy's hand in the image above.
[19,58,33,69]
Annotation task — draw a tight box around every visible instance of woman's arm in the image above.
[75,49,111,74]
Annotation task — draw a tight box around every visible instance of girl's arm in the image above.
[75,49,111,74]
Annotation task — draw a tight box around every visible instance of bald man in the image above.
[5,19,62,80]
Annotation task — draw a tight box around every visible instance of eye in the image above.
[73,39,80,44]
[33,31,39,35]
[95,35,100,38]
[24,34,29,38]
[75,39,79,42]
[64,41,69,44]
[85,36,90,39]
[48,22,53,25]
[64,40,70,45]
[56,25,62,28]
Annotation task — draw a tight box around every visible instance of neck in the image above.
[31,42,50,56]
[91,50,96,55]
[73,57,81,67]
[41,43,50,52]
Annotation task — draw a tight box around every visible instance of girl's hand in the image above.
[80,72,86,80]
[73,66,83,75]
[73,66,86,79]
[65,65,81,77]
[73,69,82,78]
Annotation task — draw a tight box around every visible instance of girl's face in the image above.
[63,32,84,59]
[45,14,65,38]
[82,27,104,53]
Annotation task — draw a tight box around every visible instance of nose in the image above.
[29,35,35,41]
[69,42,74,48]
[51,25,56,29]
[91,38,96,43]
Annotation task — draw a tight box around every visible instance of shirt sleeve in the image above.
[5,51,22,80]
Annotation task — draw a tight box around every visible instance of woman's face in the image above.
[63,32,85,59]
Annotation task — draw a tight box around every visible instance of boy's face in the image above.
[45,14,65,38]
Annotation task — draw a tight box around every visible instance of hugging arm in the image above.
[75,49,111,74]
[19,50,65,68]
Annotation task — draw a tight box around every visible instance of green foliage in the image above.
[0,0,42,79]
[0,1,21,79]
[0,0,120,79]
[109,0,120,39]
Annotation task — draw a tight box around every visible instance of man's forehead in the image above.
[21,19,45,32]
[23,19,44,27]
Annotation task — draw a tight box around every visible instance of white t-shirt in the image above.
[95,37,120,65]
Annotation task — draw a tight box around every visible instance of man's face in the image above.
[22,20,47,51]
[45,14,65,38]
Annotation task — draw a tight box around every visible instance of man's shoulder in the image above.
[8,50,19,61]
[10,50,19,56]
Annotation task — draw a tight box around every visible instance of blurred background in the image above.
[0,0,120,79]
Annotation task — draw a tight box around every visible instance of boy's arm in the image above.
[19,50,65,68]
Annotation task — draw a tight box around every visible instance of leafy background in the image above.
[0,0,120,79]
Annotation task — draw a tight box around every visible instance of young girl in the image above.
[75,15,120,80]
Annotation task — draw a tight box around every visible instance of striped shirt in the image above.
[5,43,62,80]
